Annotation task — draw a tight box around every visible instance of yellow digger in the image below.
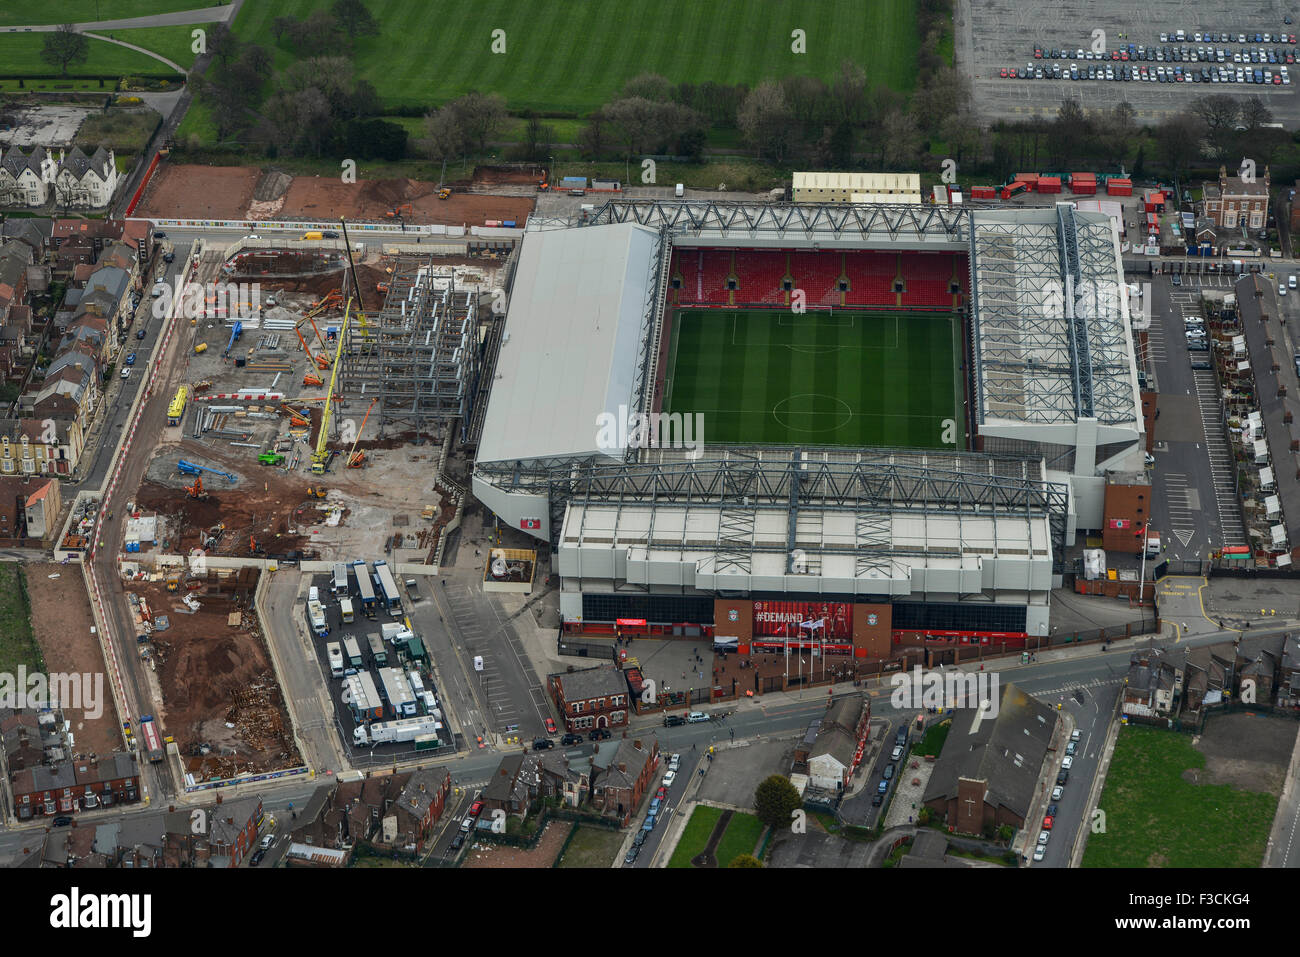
[306,486,327,499]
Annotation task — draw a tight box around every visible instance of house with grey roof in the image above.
[54,146,119,208]
[921,682,1057,835]
[0,146,52,206]
[548,664,631,734]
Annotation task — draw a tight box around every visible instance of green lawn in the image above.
[556,825,624,868]
[76,105,161,153]
[1082,726,1277,868]
[714,811,765,866]
[667,804,723,868]
[0,24,202,76]
[911,720,950,757]
[0,0,208,26]
[666,306,963,449]
[231,0,919,112]
[0,564,43,675]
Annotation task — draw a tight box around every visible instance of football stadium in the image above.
[472,199,1144,661]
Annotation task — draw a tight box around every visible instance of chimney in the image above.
[419,782,426,792]
[633,739,642,750]
[618,763,627,773]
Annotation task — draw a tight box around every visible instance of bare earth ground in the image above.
[129,576,301,780]
[136,164,261,220]
[1188,711,1297,793]
[137,164,535,226]
[24,563,120,758]
[461,820,572,868]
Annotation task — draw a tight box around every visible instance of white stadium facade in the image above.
[471,199,1143,659]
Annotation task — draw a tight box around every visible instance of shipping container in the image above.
[1037,176,1062,194]
[971,186,997,199]
[1070,180,1097,195]
[1014,173,1040,189]
[1106,178,1133,196]
[367,633,387,667]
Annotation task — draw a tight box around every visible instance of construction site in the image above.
[119,568,301,782]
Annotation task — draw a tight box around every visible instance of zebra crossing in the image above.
[1030,676,1123,700]
[1192,367,1247,546]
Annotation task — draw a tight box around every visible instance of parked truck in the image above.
[326,641,344,677]
[332,563,349,596]
[139,715,165,762]
[307,599,329,637]
[344,672,384,720]
[353,715,443,747]
[367,633,387,667]
[340,597,355,624]
[343,636,364,669]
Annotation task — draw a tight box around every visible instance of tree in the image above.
[1154,112,1204,181]
[520,112,556,162]
[271,16,296,43]
[911,66,971,135]
[578,109,610,158]
[207,22,239,67]
[345,118,408,160]
[332,0,379,41]
[1240,95,1273,130]
[728,854,763,868]
[40,24,89,77]
[287,9,339,56]
[881,108,921,169]
[737,81,795,161]
[622,72,673,102]
[753,774,801,830]
[421,107,466,163]
[451,91,507,152]
[832,60,868,125]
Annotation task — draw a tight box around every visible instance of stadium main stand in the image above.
[670,248,968,310]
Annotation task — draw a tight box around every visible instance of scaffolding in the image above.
[340,260,477,434]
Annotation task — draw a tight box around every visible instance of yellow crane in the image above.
[311,298,353,474]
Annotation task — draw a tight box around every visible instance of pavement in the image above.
[1,5,235,31]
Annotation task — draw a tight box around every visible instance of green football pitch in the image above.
[664,309,965,450]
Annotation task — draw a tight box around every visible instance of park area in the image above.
[668,804,766,868]
[229,0,920,113]
[1082,722,1283,868]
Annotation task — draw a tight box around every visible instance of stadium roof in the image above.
[969,206,1140,428]
[476,222,662,465]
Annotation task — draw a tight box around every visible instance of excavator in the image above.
[385,204,413,218]
[305,486,327,499]
[185,476,209,501]
[347,397,378,468]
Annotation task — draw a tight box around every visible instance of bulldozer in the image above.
[305,486,327,499]
[165,573,181,593]
[437,188,451,200]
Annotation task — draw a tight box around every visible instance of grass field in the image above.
[556,825,625,868]
[0,564,43,676]
[714,811,765,866]
[231,0,919,112]
[667,804,724,868]
[1082,726,1277,868]
[666,308,964,449]
[0,23,206,77]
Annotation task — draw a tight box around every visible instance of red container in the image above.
[1107,178,1133,196]
[971,186,997,199]
[1037,176,1062,193]
[1070,172,1096,183]
[1071,181,1097,195]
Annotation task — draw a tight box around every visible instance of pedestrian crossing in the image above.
[1192,368,1247,546]
[1031,676,1123,700]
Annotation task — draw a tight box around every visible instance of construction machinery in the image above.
[258,451,285,466]
[293,323,330,370]
[223,320,243,358]
[306,486,327,499]
[177,460,237,483]
[311,298,353,475]
[184,476,210,500]
[166,573,181,593]
[385,204,413,218]
[204,522,225,549]
[303,372,323,387]
[437,188,451,200]
[347,397,378,468]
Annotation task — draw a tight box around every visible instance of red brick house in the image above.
[11,753,141,818]
[384,768,451,850]
[72,753,141,811]
[549,666,630,733]
[207,794,264,868]
[590,737,659,826]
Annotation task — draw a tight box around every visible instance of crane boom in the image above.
[311,298,352,475]
[347,397,378,467]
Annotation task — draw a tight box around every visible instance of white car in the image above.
[120,367,132,379]
[1061,756,1074,769]
[891,745,904,761]
[1280,284,1288,296]
[662,770,677,787]
[1051,785,1064,800]
[1033,845,1047,862]
[1071,729,1082,741]
[668,753,680,772]
[1037,830,1050,845]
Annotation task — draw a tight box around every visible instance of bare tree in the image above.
[1154,113,1204,181]
[40,24,88,76]
[621,73,673,102]
[881,109,921,168]
[1240,96,1273,130]
[420,108,466,163]
[451,91,508,153]
[207,23,239,67]
[832,60,868,125]
[271,16,296,43]
[332,0,379,41]
[737,81,795,162]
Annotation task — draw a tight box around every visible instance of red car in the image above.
[1111,51,1120,60]
[1034,48,1043,58]
[544,717,557,734]
[656,787,668,800]
[1043,815,1055,830]
[469,800,484,817]
[1000,68,1009,77]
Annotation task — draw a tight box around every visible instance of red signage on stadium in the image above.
[616,618,647,627]
[752,601,852,640]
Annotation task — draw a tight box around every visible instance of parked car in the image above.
[162,252,175,263]
[877,779,889,794]
[544,717,557,734]
[1033,845,1046,861]
[125,352,137,365]
[668,753,681,772]
[891,745,904,761]
[459,817,474,832]
[663,714,685,727]
[1057,769,1069,785]
[632,829,648,847]
[469,800,484,817]
[561,733,584,746]
[589,727,611,740]
[322,230,340,238]
[1043,815,1054,830]
[450,832,465,850]
[120,367,132,379]
[1047,803,1059,817]
[136,328,147,340]
[656,787,668,800]
[686,711,710,723]
[662,770,677,787]
[52,816,73,827]
[624,845,640,864]
[1171,273,1182,285]
[532,737,553,750]
[1061,756,1074,769]
[250,849,266,866]
[1065,741,1077,756]
[1037,830,1050,846]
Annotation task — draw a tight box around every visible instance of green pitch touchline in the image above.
[665,308,961,449]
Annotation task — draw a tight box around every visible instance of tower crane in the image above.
[311,298,353,475]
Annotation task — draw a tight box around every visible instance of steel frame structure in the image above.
[340,260,476,433]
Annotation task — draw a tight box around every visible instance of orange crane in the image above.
[347,398,378,468]
[303,372,323,387]
[185,476,209,500]
[294,325,329,370]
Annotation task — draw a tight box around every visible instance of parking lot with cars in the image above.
[962,0,1300,124]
